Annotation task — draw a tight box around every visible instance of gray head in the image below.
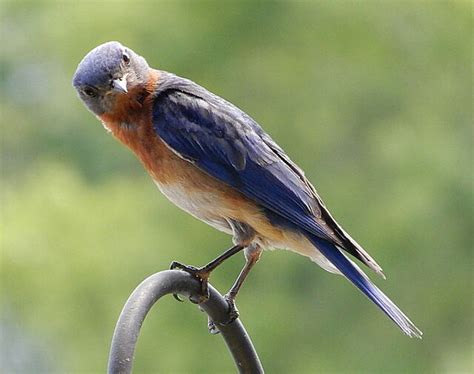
[72,41,149,115]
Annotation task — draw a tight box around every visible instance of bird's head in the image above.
[72,41,149,115]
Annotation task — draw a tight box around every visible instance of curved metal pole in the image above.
[108,269,264,374]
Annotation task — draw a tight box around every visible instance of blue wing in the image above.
[152,73,382,273]
[153,89,333,239]
[151,74,422,337]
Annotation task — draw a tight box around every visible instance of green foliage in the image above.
[1,1,472,373]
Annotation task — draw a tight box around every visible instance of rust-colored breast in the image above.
[97,70,234,191]
[97,70,293,246]
[99,70,173,182]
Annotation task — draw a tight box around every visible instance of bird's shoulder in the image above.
[150,72,384,273]
[152,71,302,169]
[151,71,329,223]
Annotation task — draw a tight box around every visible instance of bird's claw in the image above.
[169,261,239,333]
[206,295,240,334]
[170,261,210,304]
[224,294,240,323]
[170,261,199,272]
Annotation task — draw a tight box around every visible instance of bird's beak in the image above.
[112,77,128,93]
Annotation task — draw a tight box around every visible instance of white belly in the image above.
[154,180,233,235]
[154,180,340,274]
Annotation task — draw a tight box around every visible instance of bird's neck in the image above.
[98,69,160,136]
[97,69,176,181]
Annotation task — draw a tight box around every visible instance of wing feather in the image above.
[152,76,383,274]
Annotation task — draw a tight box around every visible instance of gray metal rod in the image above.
[108,269,264,373]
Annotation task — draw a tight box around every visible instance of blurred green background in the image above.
[1,1,472,373]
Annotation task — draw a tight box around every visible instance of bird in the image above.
[72,41,422,338]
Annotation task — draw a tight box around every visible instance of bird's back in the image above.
[151,71,383,275]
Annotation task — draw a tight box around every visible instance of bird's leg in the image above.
[208,245,262,333]
[225,245,262,320]
[170,244,245,303]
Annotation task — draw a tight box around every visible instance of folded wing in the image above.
[152,78,382,274]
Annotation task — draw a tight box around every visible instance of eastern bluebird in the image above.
[73,41,421,338]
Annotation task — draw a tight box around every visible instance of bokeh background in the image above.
[1,1,472,373]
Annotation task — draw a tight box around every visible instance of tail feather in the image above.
[308,234,422,338]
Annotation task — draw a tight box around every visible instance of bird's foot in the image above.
[170,261,210,303]
[206,294,240,334]
[224,294,240,322]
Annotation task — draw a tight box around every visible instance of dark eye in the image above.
[122,52,130,65]
[83,87,97,97]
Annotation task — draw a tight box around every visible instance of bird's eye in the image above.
[122,52,130,65]
[83,87,97,97]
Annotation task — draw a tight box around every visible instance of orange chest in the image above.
[100,101,252,201]
[101,112,184,186]
[99,97,278,240]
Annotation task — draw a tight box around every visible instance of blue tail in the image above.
[308,234,422,338]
